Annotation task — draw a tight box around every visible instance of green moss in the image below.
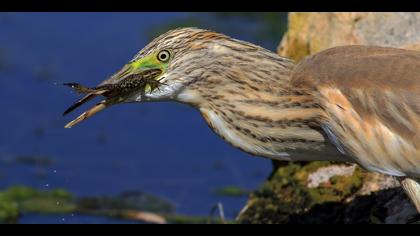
[165,214,228,224]
[3,186,72,201]
[0,193,19,224]
[214,186,249,197]
[3,186,40,201]
[0,187,225,224]
[77,191,174,215]
[20,198,75,214]
[236,161,366,224]
[0,186,75,223]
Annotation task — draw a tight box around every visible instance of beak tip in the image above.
[64,122,74,129]
[63,101,108,130]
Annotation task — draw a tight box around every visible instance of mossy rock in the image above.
[236,161,418,224]
[236,162,370,224]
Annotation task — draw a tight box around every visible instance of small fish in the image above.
[63,68,163,128]
[62,84,110,116]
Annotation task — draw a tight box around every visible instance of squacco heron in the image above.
[63,28,420,212]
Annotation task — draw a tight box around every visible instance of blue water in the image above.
[19,213,140,224]
[0,13,282,223]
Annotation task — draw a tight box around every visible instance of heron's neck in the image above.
[199,90,332,160]
[176,60,343,161]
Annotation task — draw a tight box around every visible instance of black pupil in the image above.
[160,52,167,60]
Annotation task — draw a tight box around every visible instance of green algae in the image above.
[77,190,174,214]
[214,186,250,197]
[0,186,229,224]
[165,214,229,224]
[0,186,75,223]
[0,193,19,223]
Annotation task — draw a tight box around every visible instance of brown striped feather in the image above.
[291,45,420,178]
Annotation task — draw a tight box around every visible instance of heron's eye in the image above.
[157,50,171,62]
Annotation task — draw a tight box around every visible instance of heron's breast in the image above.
[319,87,420,178]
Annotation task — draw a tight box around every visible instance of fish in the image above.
[63,68,163,128]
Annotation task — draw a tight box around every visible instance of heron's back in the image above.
[291,45,420,178]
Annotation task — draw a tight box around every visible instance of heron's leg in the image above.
[399,177,420,213]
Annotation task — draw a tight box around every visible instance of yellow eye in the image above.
[157,50,171,62]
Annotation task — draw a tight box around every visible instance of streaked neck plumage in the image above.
[176,41,347,162]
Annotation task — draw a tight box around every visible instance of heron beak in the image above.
[64,100,108,129]
[62,67,163,128]
[64,97,126,129]
[62,85,122,129]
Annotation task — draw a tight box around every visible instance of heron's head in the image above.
[64,27,294,129]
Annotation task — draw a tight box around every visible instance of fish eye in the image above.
[157,50,171,62]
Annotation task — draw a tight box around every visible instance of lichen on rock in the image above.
[278,12,420,61]
[237,162,418,224]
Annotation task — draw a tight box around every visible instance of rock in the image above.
[278,13,420,62]
[238,12,420,224]
[307,165,356,188]
[237,162,418,224]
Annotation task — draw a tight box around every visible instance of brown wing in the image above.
[291,45,420,177]
[292,45,420,141]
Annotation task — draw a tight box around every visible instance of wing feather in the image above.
[292,45,420,142]
[291,45,420,177]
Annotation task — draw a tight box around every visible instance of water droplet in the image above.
[53,82,58,86]
[56,201,60,205]
[61,218,66,222]
[53,170,57,173]
[45,183,49,188]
